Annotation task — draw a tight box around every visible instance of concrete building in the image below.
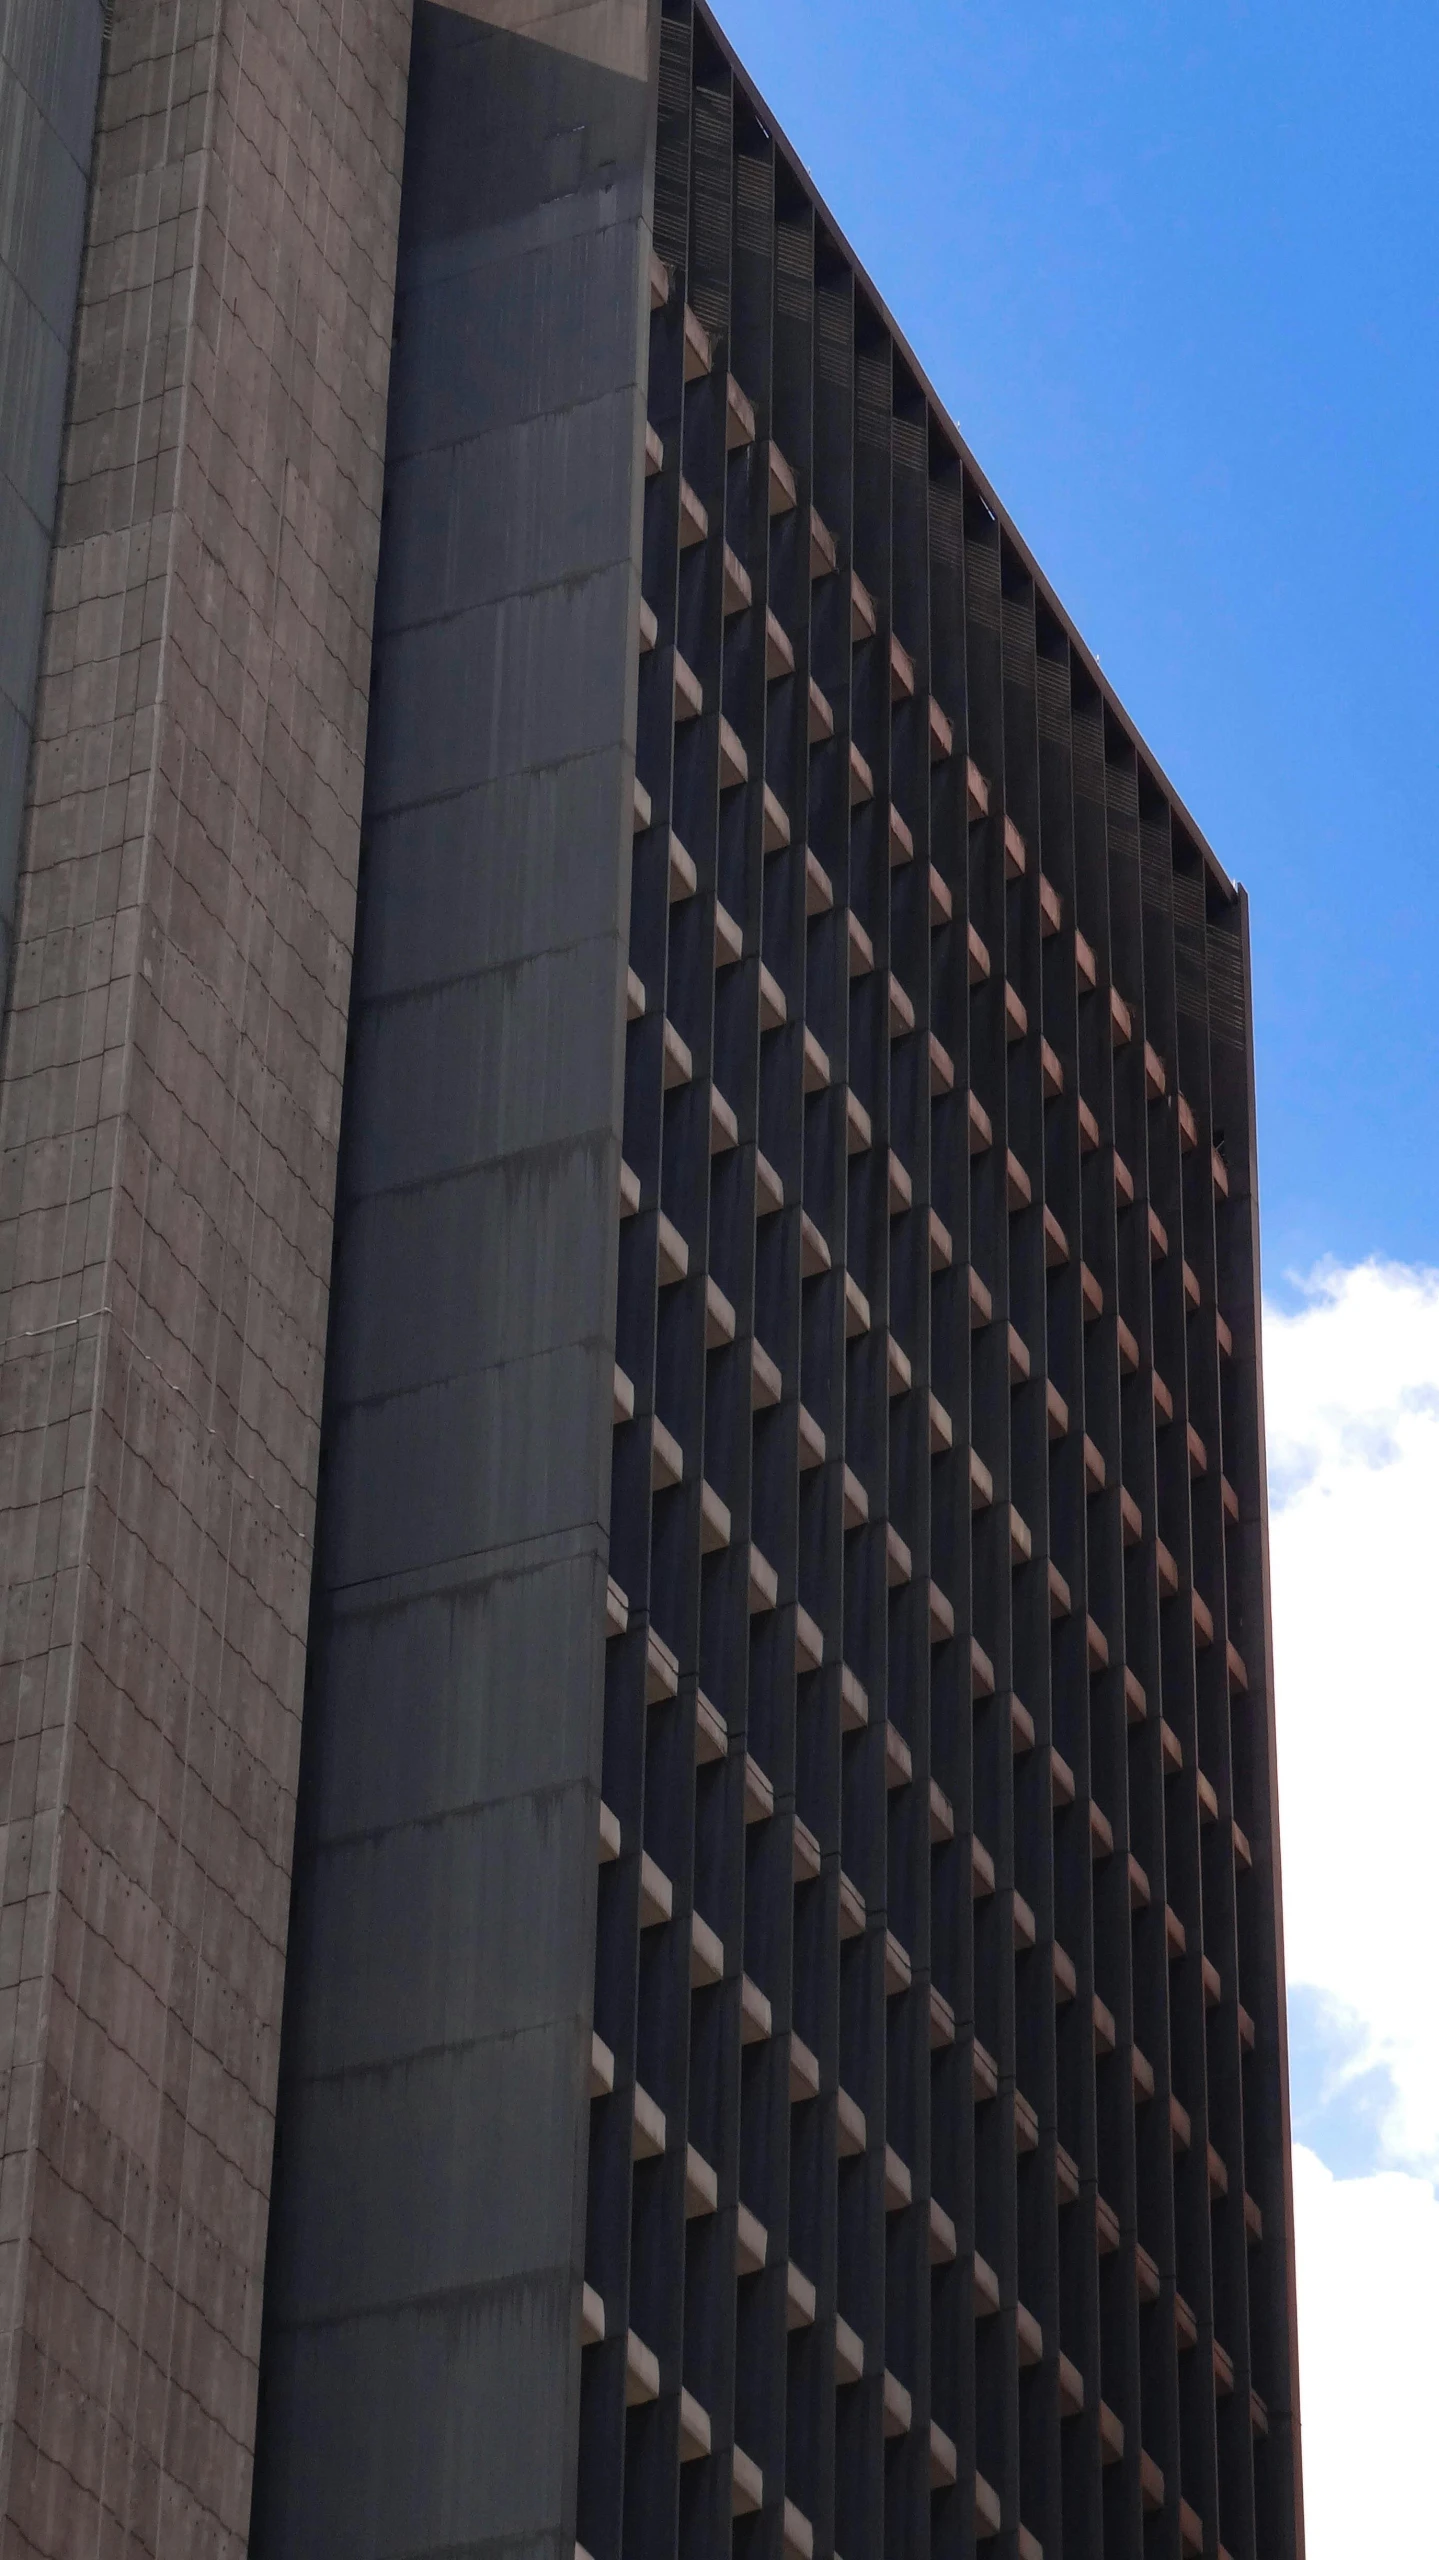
[0,0,1302,2556]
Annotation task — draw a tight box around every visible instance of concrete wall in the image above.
[0,0,411,2543]
[0,0,103,999]
[248,2,657,2552]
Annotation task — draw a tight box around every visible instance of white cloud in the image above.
[1263,1260,1439,2554]
[1265,1259,1439,2171]
[1291,2146,1439,2551]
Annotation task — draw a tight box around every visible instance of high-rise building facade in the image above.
[0,2,1302,2558]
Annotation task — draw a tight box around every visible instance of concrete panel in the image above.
[0,264,68,513]
[0,474,48,706]
[0,0,412,2549]
[0,58,90,333]
[321,1331,614,1587]
[400,3,651,257]
[250,2,658,2553]
[0,0,101,157]
[0,0,100,1010]
[354,752,632,1000]
[339,941,626,1195]
[283,1774,599,2079]
[387,220,650,457]
[324,1146,623,1406]
[365,549,636,808]
[300,1543,608,1847]
[254,2279,577,2557]
[0,692,27,956]
[263,2015,588,2322]
[378,394,639,634]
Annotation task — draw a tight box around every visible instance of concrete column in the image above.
[249,1,658,2552]
[0,0,411,2544]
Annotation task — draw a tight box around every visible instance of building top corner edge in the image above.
[688,0,1240,911]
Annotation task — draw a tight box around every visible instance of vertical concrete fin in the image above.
[249,0,658,2551]
[0,0,412,2543]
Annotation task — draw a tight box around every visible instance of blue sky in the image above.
[713,0,1439,1288]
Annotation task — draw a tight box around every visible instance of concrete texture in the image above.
[248,1,658,2551]
[0,0,104,1004]
[0,0,412,2544]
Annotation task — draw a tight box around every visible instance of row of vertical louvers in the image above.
[578,9,1297,2560]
